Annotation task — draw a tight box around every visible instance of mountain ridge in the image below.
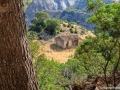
[25,0,117,29]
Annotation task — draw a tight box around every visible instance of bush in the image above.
[74,29,78,34]
[28,31,36,40]
[39,35,43,39]
[57,31,59,34]
[71,26,74,28]
[67,23,71,27]
[63,24,66,27]
[81,30,85,34]
[70,28,74,33]
[45,18,60,35]
[29,25,42,32]
[29,41,39,57]
[60,29,65,32]
[60,29,63,32]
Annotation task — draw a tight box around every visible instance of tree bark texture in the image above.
[0,0,40,90]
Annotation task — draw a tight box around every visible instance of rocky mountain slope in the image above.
[25,0,118,29]
[25,0,76,26]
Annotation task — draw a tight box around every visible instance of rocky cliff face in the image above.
[25,0,117,28]
[46,10,94,30]
[25,0,76,26]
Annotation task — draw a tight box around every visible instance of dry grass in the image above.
[35,40,75,63]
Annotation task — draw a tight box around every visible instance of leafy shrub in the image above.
[69,28,74,33]
[29,25,42,32]
[45,18,60,35]
[63,24,66,27]
[35,54,65,90]
[74,29,78,34]
[60,29,63,32]
[56,31,59,34]
[27,31,36,40]
[71,26,74,28]
[81,30,85,34]
[60,29,65,32]
[39,35,43,39]
[67,23,71,27]
[29,41,39,57]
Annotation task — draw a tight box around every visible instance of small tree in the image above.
[87,0,120,86]
[74,29,78,34]
[45,18,60,35]
[29,12,49,32]
[69,28,74,33]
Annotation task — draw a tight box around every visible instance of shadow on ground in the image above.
[50,44,65,52]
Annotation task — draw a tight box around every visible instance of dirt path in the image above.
[35,40,75,63]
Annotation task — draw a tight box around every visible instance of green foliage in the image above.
[80,30,85,34]
[75,37,104,75]
[29,41,39,57]
[67,23,71,27]
[27,31,36,40]
[87,1,120,38]
[63,24,67,27]
[39,35,43,39]
[69,22,77,25]
[45,18,60,35]
[85,1,120,86]
[35,12,49,19]
[29,12,49,32]
[29,25,43,32]
[60,29,65,32]
[35,54,66,90]
[74,35,119,77]
[71,26,74,28]
[62,58,88,81]
[86,0,104,12]
[60,29,63,32]
[69,28,74,33]
[27,29,39,57]
[29,12,61,35]
[74,29,78,34]
[23,0,33,10]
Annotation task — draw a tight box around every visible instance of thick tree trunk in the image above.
[0,0,39,90]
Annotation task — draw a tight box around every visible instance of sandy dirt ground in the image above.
[35,40,75,63]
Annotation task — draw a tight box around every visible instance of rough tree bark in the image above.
[0,0,40,90]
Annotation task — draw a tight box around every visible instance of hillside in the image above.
[25,0,117,29]
[34,22,94,63]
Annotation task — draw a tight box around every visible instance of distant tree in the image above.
[74,29,78,34]
[45,18,60,35]
[32,12,48,28]
[0,0,39,89]
[29,12,49,32]
[35,12,49,20]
